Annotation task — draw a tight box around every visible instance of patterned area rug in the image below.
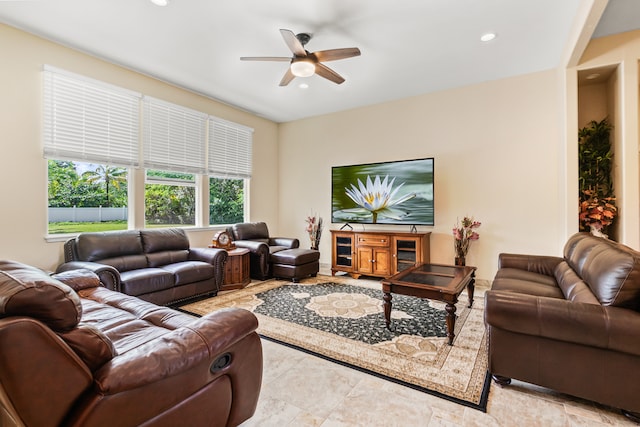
[179,275,490,411]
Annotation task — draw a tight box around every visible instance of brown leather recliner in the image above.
[0,260,262,427]
[228,222,299,280]
[485,233,640,422]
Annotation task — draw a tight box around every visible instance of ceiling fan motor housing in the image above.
[296,33,311,46]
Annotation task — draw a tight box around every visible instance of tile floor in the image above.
[237,270,637,427]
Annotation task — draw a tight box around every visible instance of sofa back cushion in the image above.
[74,230,146,271]
[564,233,640,310]
[554,261,600,304]
[0,260,81,331]
[141,229,190,267]
[231,222,269,242]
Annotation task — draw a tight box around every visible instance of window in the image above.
[209,177,244,225]
[43,66,138,234]
[207,117,252,226]
[145,170,195,227]
[44,67,254,233]
[48,160,128,234]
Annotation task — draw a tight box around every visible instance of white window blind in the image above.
[143,97,207,174]
[208,117,253,179]
[42,65,141,167]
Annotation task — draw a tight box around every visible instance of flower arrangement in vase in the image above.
[579,190,616,238]
[452,216,481,266]
[305,214,323,250]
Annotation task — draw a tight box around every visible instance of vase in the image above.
[589,225,608,239]
[455,257,465,266]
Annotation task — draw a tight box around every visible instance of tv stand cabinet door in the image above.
[356,247,390,277]
[392,235,430,275]
[331,231,356,275]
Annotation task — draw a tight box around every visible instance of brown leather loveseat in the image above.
[0,260,262,427]
[485,233,640,421]
[58,228,228,306]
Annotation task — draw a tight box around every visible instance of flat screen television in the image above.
[331,157,434,225]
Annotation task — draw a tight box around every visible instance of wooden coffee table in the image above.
[381,263,476,346]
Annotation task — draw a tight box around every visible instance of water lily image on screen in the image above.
[331,158,434,225]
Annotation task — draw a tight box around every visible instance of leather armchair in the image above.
[485,233,640,422]
[0,260,262,427]
[228,222,299,280]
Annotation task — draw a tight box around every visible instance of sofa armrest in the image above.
[56,261,121,292]
[269,237,299,249]
[498,253,563,276]
[485,290,640,356]
[188,247,229,288]
[94,308,260,391]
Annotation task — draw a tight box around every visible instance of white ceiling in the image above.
[0,0,637,123]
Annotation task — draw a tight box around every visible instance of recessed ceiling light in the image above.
[150,0,169,6]
[586,73,601,80]
[480,33,496,42]
[299,83,309,89]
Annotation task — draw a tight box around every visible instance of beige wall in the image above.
[0,24,279,271]
[3,21,639,283]
[278,70,567,281]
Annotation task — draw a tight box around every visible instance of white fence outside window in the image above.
[48,207,128,223]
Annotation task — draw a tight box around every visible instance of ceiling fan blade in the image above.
[279,68,296,86]
[313,48,361,62]
[315,63,345,85]
[280,29,307,57]
[240,56,292,62]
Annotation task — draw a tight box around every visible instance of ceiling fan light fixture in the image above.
[290,60,315,77]
[150,0,169,6]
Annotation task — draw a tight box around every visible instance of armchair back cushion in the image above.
[231,222,270,243]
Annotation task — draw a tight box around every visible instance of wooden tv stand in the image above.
[331,230,430,279]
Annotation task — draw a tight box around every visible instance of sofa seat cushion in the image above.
[78,287,195,354]
[161,261,215,286]
[120,268,175,297]
[492,267,564,298]
[269,246,289,255]
[147,250,189,268]
[271,248,320,266]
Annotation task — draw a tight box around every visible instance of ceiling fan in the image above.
[240,29,361,86]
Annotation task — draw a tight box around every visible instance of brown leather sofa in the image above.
[57,228,228,306]
[227,222,299,279]
[0,260,262,427]
[485,233,640,421]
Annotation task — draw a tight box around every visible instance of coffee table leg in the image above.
[445,303,456,345]
[467,274,475,308]
[383,292,392,329]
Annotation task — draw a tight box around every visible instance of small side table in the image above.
[220,248,251,291]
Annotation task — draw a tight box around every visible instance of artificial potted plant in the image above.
[578,118,617,238]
